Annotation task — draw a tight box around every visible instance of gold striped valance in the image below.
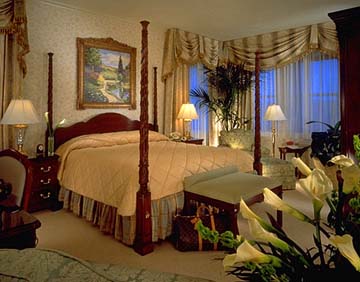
[223,22,339,70]
[162,21,339,78]
[0,0,29,76]
[162,28,222,81]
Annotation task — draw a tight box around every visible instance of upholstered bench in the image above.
[183,166,283,235]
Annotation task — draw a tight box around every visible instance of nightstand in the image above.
[23,155,61,213]
[182,138,204,145]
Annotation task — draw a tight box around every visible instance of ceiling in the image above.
[44,0,360,40]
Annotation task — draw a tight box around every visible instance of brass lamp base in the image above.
[14,124,28,156]
[183,119,192,140]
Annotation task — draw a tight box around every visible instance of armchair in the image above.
[0,149,29,207]
[219,129,296,190]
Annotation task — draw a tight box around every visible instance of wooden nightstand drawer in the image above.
[28,186,56,212]
[23,155,61,213]
[34,163,58,174]
[32,174,58,190]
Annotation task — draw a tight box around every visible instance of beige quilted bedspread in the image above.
[56,131,253,216]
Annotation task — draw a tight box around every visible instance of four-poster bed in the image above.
[48,21,264,255]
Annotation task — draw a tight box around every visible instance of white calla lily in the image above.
[297,169,333,202]
[342,164,360,193]
[329,234,360,271]
[291,157,312,177]
[223,240,282,269]
[263,188,312,223]
[248,218,290,252]
[57,118,66,127]
[240,198,262,221]
[240,198,278,233]
[329,155,355,167]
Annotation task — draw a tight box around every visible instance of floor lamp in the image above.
[264,104,287,157]
[0,99,40,155]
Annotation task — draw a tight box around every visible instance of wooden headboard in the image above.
[47,52,159,150]
[54,112,155,149]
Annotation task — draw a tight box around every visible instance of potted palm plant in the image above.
[307,120,341,165]
[190,62,253,132]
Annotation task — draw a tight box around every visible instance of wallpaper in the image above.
[24,0,166,156]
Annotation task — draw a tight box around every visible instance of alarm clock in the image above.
[36,144,44,158]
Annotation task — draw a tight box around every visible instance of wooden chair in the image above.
[0,149,30,208]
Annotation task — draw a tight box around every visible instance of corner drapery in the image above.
[0,0,29,150]
[162,28,222,81]
[223,22,338,70]
[161,21,339,136]
[162,21,338,78]
[0,0,29,77]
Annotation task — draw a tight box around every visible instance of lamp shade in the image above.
[0,99,40,125]
[177,103,199,120]
[264,104,286,121]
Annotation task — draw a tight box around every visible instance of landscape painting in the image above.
[77,37,136,109]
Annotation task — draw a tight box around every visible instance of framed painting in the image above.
[77,37,136,109]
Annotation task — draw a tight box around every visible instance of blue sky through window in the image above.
[260,54,339,135]
[189,65,209,138]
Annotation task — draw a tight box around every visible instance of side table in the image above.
[0,209,41,249]
[181,138,204,145]
[25,155,61,212]
[278,144,311,160]
[278,144,311,178]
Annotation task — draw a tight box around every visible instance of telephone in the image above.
[169,132,182,141]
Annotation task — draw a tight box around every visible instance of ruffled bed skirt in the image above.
[58,187,184,245]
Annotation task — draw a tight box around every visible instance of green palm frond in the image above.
[190,62,253,131]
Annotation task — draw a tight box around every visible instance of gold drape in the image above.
[162,29,222,81]
[162,22,338,76]
[161,21,339,138]
[223,22,339,70]
[0,0,29,150]
[163,64,189,136]
[0,0,29,77]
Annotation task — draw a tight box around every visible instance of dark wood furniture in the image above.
[52,22,155,256]
[26,155,60,212]
[278,144,311,160]
[329,7,360,159]
[184,185,282,235]
[47,21,266,256]
[278,144,311,178]
[54,114,156,150]
[0,209,41,249]
[0,149,60,213]
[0,149,31,210]
[181,138,203,145]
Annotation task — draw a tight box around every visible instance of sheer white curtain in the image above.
[260,51,340,144]
[189,63,222,146]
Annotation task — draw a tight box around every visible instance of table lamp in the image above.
[264,104,286,157]
[177,103,198,140]
[0,99,40,154]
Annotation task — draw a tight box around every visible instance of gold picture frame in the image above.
[77,37,136,109]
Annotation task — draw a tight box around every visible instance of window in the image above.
[260,51,340,138]
[189,64,209,142]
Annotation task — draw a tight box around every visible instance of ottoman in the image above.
[262,157,297,190]
[183,166,283,235]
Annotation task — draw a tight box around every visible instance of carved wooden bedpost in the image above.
[134,20,154,255]
[253,51,262,175]
[153,66,158,131]
[46,52,54,156]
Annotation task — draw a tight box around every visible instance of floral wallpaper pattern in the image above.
[24,0,166,156]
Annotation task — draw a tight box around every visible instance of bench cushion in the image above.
[184,168,282,204]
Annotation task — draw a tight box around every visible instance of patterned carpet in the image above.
[0,248,215,282]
